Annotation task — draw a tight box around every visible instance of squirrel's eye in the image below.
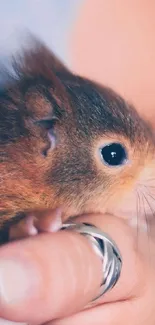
[100,143,127,167]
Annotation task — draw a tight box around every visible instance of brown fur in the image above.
[0,37,155,242]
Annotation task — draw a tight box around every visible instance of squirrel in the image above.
[0,37,155,243]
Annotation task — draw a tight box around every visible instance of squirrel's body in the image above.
[0,38,155,242]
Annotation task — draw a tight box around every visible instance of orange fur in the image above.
[0,37,155,242]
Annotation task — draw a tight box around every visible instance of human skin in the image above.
[1,1,155,324]
[0,210,155,325]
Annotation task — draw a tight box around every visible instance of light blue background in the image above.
[0,0,83,65]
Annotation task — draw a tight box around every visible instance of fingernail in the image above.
[48,208,62,232]
[0,259,33,305]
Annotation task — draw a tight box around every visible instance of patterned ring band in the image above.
[61,221,122,304]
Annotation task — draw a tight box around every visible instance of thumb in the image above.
[0,213,148,325]
[0,226,102,324]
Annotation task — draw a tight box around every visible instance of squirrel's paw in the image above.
[9,208,62,241]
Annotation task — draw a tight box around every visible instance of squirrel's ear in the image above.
[0,34,72,154]
[12,34,71,80]
[10,34,72,117]
[31,37,70,76]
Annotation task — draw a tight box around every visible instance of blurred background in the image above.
[0,0,83,66]
[1,0,155,119]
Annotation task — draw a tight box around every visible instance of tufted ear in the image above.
[0,35,73,156]
[12,35,71,80]
[9,35,73,118]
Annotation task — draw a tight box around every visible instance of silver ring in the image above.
[61,221,122,304]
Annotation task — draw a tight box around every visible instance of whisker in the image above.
[141,193,152,263]
[141,193,148,228]
[145,178,155,183]
[142,193,155,218]
[140,184,155,189]
[136,189,140,246]
[134,189,144,252]
[145,192,155,205]
[139,184,155,191]
[141,193,149,236]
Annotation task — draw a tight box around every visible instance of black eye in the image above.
[100,143,127,167]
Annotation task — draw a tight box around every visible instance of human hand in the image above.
[0,209,154,325]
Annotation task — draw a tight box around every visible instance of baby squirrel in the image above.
[0,37,155,243]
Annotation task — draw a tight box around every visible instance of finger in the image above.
[0,227,102,324]
[47,215,155,325]
[0,319,26,325]
[9,208,62,240]
[74,213,151,304]
[49,296,152,325]
[0,213,151,324]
